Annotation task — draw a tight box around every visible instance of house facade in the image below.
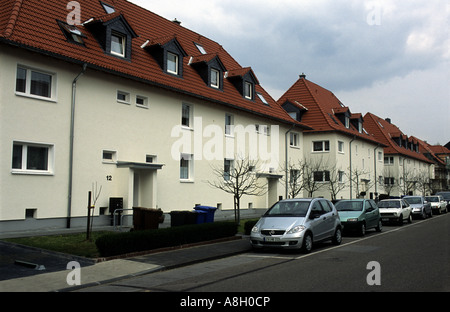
[0,0,310,231]
[278,75,386,201]
[364,113,434,197]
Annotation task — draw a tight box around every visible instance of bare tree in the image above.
[303,156,327,197]
[327,165,347,201]
[207,158,267,223]
[282,160,307,199]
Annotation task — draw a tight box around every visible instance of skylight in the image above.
[195,43,207,54]
[257,92,269,105]
[101,2,116,14]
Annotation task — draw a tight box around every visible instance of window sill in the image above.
[15,92,57,103]
[11,170,54,176]
[180,179,194,183]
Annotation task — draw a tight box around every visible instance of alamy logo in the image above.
[66,1,81,25]
[66,261,81,286]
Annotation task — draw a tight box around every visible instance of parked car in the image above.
[378,199,412,225]
[250,198,342,253]
[425,195,447,214]
[403,196,432,219]
[435,191,450,212]
[335,199,382,236]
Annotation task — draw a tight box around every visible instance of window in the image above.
[338,141,344,153]
[257,92,269,105]
[16,66,54,100]
[384,177,395,185]
[180,153,193,180]
[101,2,116,13]
[224,159,234,181]
[290,132,299,147]
[211,68,220,88]
[244,81,253,99]
[117,91,130,104]
[167,52,179,75]
[195,43,207,54]
[182,103,192,128]
[290,169,300,183]
[12,142,53,174]
[102,150,117,163]
[384,156,394,165]
[225,114,234,135]
[338,171,345,183]
[58,21,86,44]
[314,171,330,182]
[136,95,148,108]
[313,141,330,152]
[111,32,125,57]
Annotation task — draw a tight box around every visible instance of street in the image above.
[77,213,450,292]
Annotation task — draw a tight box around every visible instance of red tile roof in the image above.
[278,76,383,145]
[364,113,433,163]
[0,0,309,128]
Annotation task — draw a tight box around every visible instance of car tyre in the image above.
[332,227,342,245]
[407,213,412,224]
[359,223,366,236]
[302,232,313,253]
[398,214,403,226]
[375,219,382,232]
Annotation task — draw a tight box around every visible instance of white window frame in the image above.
[244,81,253,99]
[102,150,117,164]
[211,68,220,88]
[338,141,345,153]
[111,32,126,57]
[225,114,234,136]
[15,65,57,102]
[180,153,194,181]
[290,132,299,148]
[117,90,130,104]
[11,141,54,175]
[313,140,330,152]
[136,95,148,108]
[167,52,179,75]
[181,103,193,129]
[224,158,234,181]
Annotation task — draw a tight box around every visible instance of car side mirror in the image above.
[365,207,374,213]
[309,212,320,220]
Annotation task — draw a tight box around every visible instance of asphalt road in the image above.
[77,213,449,293]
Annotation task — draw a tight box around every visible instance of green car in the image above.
[335,199,382,236]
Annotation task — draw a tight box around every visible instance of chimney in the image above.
[172,18,181,25]
[299,73,306,79]
[385,118,391,124]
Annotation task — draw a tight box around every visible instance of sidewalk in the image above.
[0,234,252,292]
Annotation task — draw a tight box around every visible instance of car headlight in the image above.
[287,225,306,234]
[251,225,259,233]
[347,218,359,222]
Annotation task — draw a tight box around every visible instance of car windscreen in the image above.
[404,197,421,204]
[425,196,439,202]
[436,193,450,200]
[335,200,363,211]
[378,201,400,208]
[265,201,310,217]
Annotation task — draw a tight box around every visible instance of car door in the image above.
[401,199,411,219]
[319,199,336,238]
[308,199,327,241]
[365,200,379,228]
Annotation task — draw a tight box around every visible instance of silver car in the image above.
[250,198,342,253]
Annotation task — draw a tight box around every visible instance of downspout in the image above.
[349,136,356,199]
[374,145,380,199]
[285,124,296,199]
[67,63,87,228]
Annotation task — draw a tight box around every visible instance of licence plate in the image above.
[264,237,280,242]
[382,218,390,222]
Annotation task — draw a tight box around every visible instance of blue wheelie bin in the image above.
[193,206,217,223]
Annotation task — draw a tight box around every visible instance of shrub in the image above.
[96,221,238,257]
[244,219,258,235]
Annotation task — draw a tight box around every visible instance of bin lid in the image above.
[193,206,217,211]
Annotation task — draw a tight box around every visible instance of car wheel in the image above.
[332,227,342,245]
[359,223,366,236]
[398,214,403,226]
[375,219,382,232]
[407,214,412,224]
[422,210,427,219]
[302,232,313,253]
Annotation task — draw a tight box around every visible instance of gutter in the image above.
[67,63,87,228]
[285,124,296,199]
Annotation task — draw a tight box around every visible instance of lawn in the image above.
[2,219,258,258]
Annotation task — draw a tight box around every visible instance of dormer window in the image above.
[143,36,187,77]
[211,68,220,88]
[226,67,259,100]
[111,32,125,57]
[244,81,253,100]
[167,52,179,75]
[345,116,350,128]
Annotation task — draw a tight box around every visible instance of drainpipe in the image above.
[374,144,380,199]
[285,124,295,199]
[349,136,356,199]
[67,63,87,228]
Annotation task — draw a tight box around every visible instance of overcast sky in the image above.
[130,0,449,145]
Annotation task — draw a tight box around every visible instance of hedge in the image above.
[96,221,238,257]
